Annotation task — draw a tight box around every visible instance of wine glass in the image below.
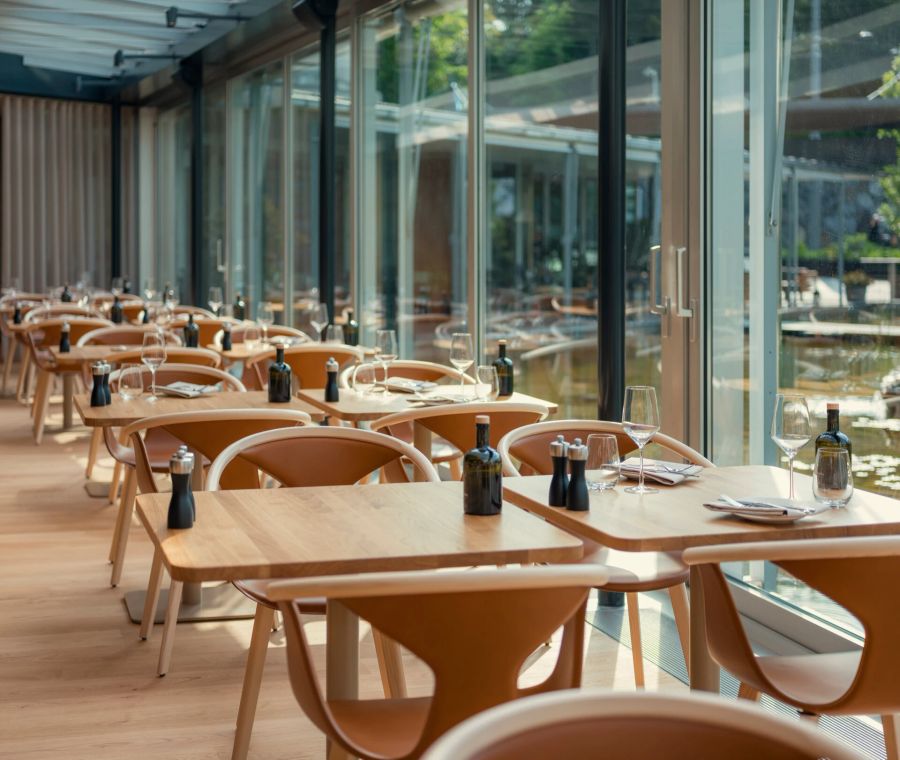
[143,278,157,302]
[771,394,811,500]
[117,363,144,401]
[450,333,474,391]
[243,325,261,352]
[622,385,661,495]
[257,301,274,342]
[351,362,378,396]
[813,448,853,507]
[374,329,398,383]
[587,434,621,491]
[111,277,123,297]
[310,303,329,342]
[208,286,223,316]
[475,365,500,401]
[326,324,344,344]
[141,331,167,403]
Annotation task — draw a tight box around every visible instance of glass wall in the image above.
[202,83,226,310]
[357,0,469,358]
[155,105,191,297]
[709,0,900,634]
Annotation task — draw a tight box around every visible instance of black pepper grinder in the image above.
[13,302,22,324]
[90,361,107,407]
[102,361,112,405]
[548,435,569,507]
[324,357,340,402]
[566,438,589,511]
[221,322,232,351]
[167,447,196,529]
[59,321,70,353]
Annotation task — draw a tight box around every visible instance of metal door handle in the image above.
[649,244,668,316]
[674,246,694,318]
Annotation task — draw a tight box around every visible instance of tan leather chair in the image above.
[421,690,865,760]
[370,403,550,478]
[212,322,312,348]
[205,426,440,760]
[244,343,362,391]
[684,537,900,760]
[266,564,608,760]
[127,409,312,675]
[103,366,248,586]
[170,317,230,347]
[172,305,217,319]
[105,346,222,369]
[497,419,714,687]
[24,304,100,322]
[1,298,40,395]
[26,318,113,444]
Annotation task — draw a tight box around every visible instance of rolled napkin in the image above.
[703,497,828,518]
[406,394,464,407]
[619,457,703,486]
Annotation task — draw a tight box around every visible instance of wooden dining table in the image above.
[135,480,584,758]
[47,345,125,429]
[502,465,900,694]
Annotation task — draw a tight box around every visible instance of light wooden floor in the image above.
[0,382,683,759]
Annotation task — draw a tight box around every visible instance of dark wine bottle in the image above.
[548,435,569,507]
[566,438,589,511]
[167,448,196,530]
[463,414,503,516]
[492,339,514,397]
[324,357,340,401]
[815,402,852,460]
[12,302,21,324]
[183,313,199,348]
[344,310,359,346]
[233,293,246,321]
[59,322,70,353]
[110,295,123,324]
[221,322,232,351]
[60,284,73,303]
[268,345,292,403]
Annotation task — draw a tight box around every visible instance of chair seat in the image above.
[234,579,326,615]
[116,430,209,473]
[580,542,689,592]
[755,651,860,709]
[328,696,430,758]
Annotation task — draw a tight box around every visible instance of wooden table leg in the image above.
[689,565,719,692]
[326,600,358,760]
[62,373,74,429]
[413,422,432,482]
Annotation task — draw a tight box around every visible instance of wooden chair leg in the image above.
[32,370,51,444]
[448,457,462,480]
[625,592,645,688]
[1,339,14,394]
[883,715,900,760]
[140,549,166,641]
[108,468,131,564]
[16,351,31,404]
[108,461,123,504]
[157,580,183,676]
[373,629,408,699]
[231,604,275,760]
[737,682,760,701]
[85,427,102,478]
[668,583,690,677]
[109,468,136,587]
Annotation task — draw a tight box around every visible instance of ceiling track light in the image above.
[114,49,178,68]
[165,6,249,28]
[76,74,125,93]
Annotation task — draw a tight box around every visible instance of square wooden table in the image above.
[502,465,900,692]
[136,480,584,758]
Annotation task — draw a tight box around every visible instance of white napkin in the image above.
[156,381,218,399]
[406,394,465,407]
[619,457,703,485]
[703,497,827,518]
[381,377,439,394]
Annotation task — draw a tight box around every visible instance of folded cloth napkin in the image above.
[381,377,439,394]
[619,457,703,486]
[156,381,219,399]
[406,394,465,407]
[702,497,827,518]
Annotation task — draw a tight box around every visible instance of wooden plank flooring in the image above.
[0,383,683,759]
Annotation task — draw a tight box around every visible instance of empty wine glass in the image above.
[325,324,344,344]
[450,332,474,390]
[351,362,378,396]
[587,434,621,491]
[375,329,398,383]
[243,325,261,352]
[622,385,661,495]
[208,286,223,316]
[310,303,329,342]
[475,365,499,401]
[257,301,275,342]
[771,394,811,500]
[117,363,144,401]
[813,448,853,507]
[143,278,157,302]
[111,277,123,296]
[141,331,167,403]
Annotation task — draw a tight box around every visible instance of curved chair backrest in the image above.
[171,317,230,347]
[76,326,182,347]
[173,305,217,319]
[25,305,100,322]
[338,359,476,389]
[266,565,608,760]
[25,318,113,368]
[497,419,713,477]
[207,426,439,491]
[246,344,363,389]
[105,346,221,368]
[684,537,900,715]
[121,302,146,321]
[214,323,311,348]
[421,690,865,760]
[371,403,550,467]
[124,409,311,493]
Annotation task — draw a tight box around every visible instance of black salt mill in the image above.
[566,438,590,511]
[167,447,196,529]
[324,357,340,402]
[90,361,107,407]
[548,435,569,507]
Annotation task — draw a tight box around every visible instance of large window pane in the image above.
[155,105,191,297]
[202,83,226,309]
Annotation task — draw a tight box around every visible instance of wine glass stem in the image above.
[262,326,268,342]
[638,444,645,491]
[383,362,389,383]
[150,367,156,398]
[460,368,464,389]
[788,453,795,499]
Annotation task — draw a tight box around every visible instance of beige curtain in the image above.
[0,95,114,293]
